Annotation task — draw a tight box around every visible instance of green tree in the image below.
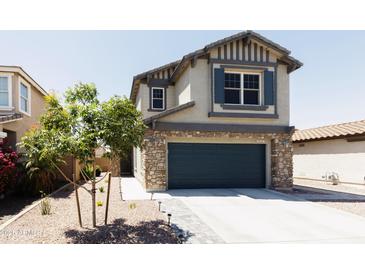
[20,83,146,227]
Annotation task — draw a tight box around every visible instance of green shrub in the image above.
[98,186,104,193]
[20,128,60,194]
[80,164,102,180]
[96,201,103,207]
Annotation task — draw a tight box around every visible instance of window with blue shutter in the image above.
[214,68,225,103]
[264,70,274,105]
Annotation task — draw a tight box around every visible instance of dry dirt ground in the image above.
[0,177,178,244]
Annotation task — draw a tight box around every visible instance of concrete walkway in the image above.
[120,177,365,243]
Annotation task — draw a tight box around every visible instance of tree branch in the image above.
[52,162,91,194]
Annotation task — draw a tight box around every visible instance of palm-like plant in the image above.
[20,127,64,194]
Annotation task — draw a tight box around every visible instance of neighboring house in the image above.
[0,65,47,149]
[129,31,302,191]
[293,120,365,185]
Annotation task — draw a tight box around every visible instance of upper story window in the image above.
[224,72,260,105]
[19,80,31,115]
[0,75,11,108]
[151,87,165,110]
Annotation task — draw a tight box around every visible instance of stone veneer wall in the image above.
[141,129,293,191]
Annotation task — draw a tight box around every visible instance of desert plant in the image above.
[20,128,62,194]
[40,191,51,215]
[98,186,104,193]
[128,203,137,210]
[80,164,94,180]
[80,164,102,180]
[96,201,103,207]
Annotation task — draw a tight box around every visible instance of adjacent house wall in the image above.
[2,73,46,145]
[293,138,365,184]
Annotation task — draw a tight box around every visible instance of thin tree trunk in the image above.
[104,172,112,225]
[73,173,82,227]
[92,154,96,227]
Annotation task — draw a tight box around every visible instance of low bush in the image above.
[80,164,102,180]
[0,140,19,195]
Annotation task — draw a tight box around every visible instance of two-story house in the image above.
[0,66,47,149]
[130,31,302,191]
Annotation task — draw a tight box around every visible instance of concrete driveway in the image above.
[121,178,365,243]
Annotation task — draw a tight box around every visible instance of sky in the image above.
[0,30,364,129]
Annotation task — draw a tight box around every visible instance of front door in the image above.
[120,150,133,176]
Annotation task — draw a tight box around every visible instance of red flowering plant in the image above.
[0,139,19,194]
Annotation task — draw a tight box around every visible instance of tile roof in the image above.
[292,120,365,142]
[0,113,23,124]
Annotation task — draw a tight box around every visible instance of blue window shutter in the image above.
[214,68,225,103]
[264,70,274,105]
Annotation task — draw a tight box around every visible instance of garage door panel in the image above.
[168,143,266,189]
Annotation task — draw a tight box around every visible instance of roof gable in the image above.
[130,30,303,102]
[0,65,47,96]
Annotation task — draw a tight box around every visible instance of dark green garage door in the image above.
[168,143,266,189]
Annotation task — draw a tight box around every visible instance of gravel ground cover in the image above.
[295,179,365,196]
[318,201,365,217]
[0,177,178,244]
[291,179,365,218]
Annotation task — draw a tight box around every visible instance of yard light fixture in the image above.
[167,213,172,226]
[158,201,162,211]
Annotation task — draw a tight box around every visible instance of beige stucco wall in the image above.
[175,66,191,105]
[1,73,46,146]
[158,60,289,126]
[293,139,365,184]
[133,146,144,184]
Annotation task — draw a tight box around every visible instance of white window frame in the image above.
[151,87,165,110]
[18,78,31,116]
[0,73,13,110]
[224,71,261,106]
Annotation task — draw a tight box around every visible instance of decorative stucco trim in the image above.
[220,104,269,111]
[152,121,294,133]
[220,65,268,71]
[208,112,279,119]
[210,59,277,67]
[147,78,170,87]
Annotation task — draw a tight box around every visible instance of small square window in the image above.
[151,88,164,110]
